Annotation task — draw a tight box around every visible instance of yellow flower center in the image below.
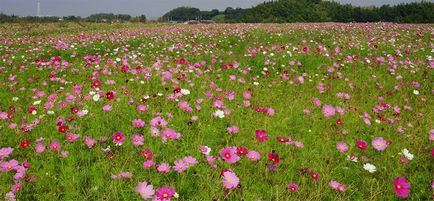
[397,185,401,189]
[140,190,145,195]
[163,193,168,198]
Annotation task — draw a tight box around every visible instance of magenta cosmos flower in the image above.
[112,131,125,145]
[287,183,299,192]
[371,137,388,151]
[136,181,154,200]
[393,177,410,198]
[356,140,368,151]
[222,171,239,189]
[221,147,240,164]
[255,130,269,143]
[155,186,175,201]
[49,141,60,151]
[322,105,336,117]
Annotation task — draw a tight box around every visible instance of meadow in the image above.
[0,22,433,200]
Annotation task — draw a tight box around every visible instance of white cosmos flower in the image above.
[12,97,19,101]
[363,163,376,173]
[413,90,419,95]
[93,94,100,101]
[47,111,55,115]
[181,89,190,95]
[33,100,41,105]
[214,110,225,118]
[400,148,414,160]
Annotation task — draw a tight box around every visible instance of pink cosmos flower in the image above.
[183,156,198,165]
[336,142,348,153]
[137,105,148,112]
[136,181,155,200]
[102,105,112,111]
[161,128,181,141]
[221,147,241,164]
[322,105,336,117]
[246,150,260,161]
[143,160,155,169]
[287,183,299,192]
[112,132,125,145]
[0,147,14,160]
[222,171,239,189]
[157,163,171,173]
[131,134,144,146]
[227,125,239,134]
[393,177,410,198]
[84,136,97,148]
[150,116,168,128]
[35,143,45,153]
[199,145,211,155]
[255,130,270,143]
[1,160,18,172]
[173,160,188,173]
[132,119,145,128]
[371,137,387,151]
[65,133,79,142]
[155,186,175,201]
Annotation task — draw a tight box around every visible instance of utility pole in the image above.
[37,0,41,17]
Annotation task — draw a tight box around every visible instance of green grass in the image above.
[0,22,433,200]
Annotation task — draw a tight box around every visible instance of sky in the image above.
[0,0,425,19]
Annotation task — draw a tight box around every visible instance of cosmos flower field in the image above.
[0,23,433,200]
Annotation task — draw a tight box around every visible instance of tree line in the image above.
[160,0,433,23]
[0,13,146,23]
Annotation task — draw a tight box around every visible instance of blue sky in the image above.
[0,0,424,19]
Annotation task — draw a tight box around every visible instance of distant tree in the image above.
[212,14,225,23]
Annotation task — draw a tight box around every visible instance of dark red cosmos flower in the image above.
[298,167,309,174]
[386,140,393,145]
[236,147,249,155]
[7,113,14,119]
[220,169,233,176]
[9,105,15,111]
[92,80,102,87]
[141,97,148,103]
[276,137,289,143]
[106,91,115,100]
[336,119,343,126]
[67,116,74,122]
[58,125,68,133]
[356,140,368,151]
[268,152,280,164]
[173,87,181,93]
[20,140,30,148]
[179,58,187,65]
[27,107,37,114]
[141,148,153,160]
[71,107,79,114]
[309,171,320,181]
